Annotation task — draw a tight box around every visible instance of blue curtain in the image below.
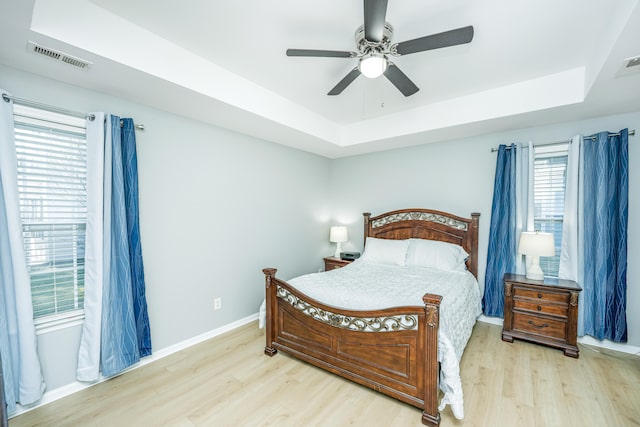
[101,116,151,377]
[580,129,628,342]
[121,119,151,357]
[483,144,517,317]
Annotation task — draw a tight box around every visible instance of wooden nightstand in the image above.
[323,257,352,271]
[502,273,581,358]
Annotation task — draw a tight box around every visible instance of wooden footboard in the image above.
[263,268,442,426]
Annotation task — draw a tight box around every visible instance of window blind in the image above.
[533,151,568,277]
[13,105,87,320]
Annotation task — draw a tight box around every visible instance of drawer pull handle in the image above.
[537,293,542,298]
[537,306,542,311]
[528,320,548,329]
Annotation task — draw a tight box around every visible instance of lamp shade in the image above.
[329,226,348,243]
[518,232,555,256]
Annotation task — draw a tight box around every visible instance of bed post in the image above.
[422,293,442,427]
[363,212,371,240]
[468,213,480,279]
[263,268,278,357]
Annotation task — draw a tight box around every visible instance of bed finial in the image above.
[263,268,277,283]
[263,268,277,289]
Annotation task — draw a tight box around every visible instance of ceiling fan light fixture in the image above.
[358,53,387,78]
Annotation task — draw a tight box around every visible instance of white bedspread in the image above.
[260,260,481,419]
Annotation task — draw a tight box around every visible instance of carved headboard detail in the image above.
[363,208,480,278]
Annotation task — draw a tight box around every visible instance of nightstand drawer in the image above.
[323,257,352,271]
[513,299,567,317]
[513,287,569,304]
[513,312,566,340]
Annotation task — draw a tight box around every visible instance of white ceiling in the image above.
[1,0,639,158]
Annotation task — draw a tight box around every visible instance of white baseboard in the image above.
[577,335,640,355]
[11,312,259,418]
[477,315,640,355]
[477,314,504,327]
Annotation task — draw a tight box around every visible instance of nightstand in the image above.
[323,257,352,271]
[502,273,581,358]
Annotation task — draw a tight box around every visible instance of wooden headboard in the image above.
[363,208,480,278]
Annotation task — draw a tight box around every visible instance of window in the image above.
[533,145,568,277]
[13,105,87,323]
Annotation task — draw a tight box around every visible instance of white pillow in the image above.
[406,238,468,271]
[361,237,410,266]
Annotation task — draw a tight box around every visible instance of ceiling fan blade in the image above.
[286,49,355,58]
[364,0,388,43]
[395,25,474,56]
[328,68,361,96]
[384,63,419,97]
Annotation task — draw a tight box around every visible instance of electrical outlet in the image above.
[214,297,222,310]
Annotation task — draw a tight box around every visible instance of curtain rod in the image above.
[490,129,635,152]
[1,93,145,130]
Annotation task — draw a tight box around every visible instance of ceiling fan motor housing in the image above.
[355,22,394,56]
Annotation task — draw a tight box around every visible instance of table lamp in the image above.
[330,226,348,258]
[518,231,555,280]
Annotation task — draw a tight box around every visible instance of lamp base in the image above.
[525,256,545,281]
[334,242,342,259]
[525,271,545,281]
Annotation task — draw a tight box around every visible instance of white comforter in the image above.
[260,260,481,419]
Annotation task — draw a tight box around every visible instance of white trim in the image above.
[35,311,85,335]
[477,314,503,326]
[577,335,640,356]
[10,312,259,418]
[476,315,640,355]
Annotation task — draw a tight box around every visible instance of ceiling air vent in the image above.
[33,44,61,60]
[27,41,92,69]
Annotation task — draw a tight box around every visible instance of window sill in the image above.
[35,311,85,335]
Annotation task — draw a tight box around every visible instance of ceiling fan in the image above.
[286,0,474,97]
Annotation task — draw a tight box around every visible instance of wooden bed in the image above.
[262,208,480,426]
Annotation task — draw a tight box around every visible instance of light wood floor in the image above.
[10,321,640,427]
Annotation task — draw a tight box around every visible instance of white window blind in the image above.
[533,146,568,278]
[13,105,87,321]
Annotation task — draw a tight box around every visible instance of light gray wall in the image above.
[1,63,638,395]
[0,65,332,390]
[330,111,640,348]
